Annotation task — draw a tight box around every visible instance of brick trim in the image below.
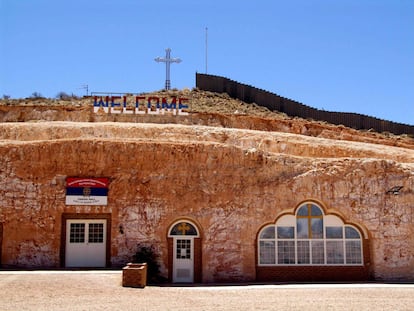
[256,265,370,282]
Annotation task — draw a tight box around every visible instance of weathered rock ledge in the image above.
[1,122,413,164]
[0,114,413,281]
[1,89,413,151]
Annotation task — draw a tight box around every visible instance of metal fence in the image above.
[196,73,414,135]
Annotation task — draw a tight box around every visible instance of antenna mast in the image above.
[205,27,208,74]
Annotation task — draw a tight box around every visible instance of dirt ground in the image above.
[0,271,413,311]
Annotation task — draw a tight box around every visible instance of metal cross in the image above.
[155,48,182,90]
[177,222,190,235]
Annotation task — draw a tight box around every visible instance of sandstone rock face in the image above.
[0,120,413,282]
[1,92,413,150]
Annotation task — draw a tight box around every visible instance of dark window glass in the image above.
[259,241,275,264]
[297,241,310,264]
[297,205,309,216]
[345,227,360,239]
[326,226,343,239]
[311,204,323,216]
[260,226,275,239]
[297,218,309,238]
[326,241,344,264]
[277,226,294,239]
[70,223,85,243]
[88,223,104,243]
[346,241,362,264]
[312,241,324,264]
[311,218,323,238]
[277,241,295,264]
[176,239,191,259]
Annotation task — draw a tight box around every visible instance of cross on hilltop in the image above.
[155,48,182,90]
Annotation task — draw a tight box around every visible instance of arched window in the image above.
[258,202,363,265]
[169,221,199,236]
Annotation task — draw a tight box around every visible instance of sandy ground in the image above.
[0,271,413,311]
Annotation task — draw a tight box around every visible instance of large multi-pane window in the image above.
[258,202,363,265]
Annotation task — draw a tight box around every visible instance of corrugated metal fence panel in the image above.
[196,73,414,135]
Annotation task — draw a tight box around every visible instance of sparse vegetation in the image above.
[56,92,71,100]
[31,92,44,99]
[0,88,412,147]
[132,245,163,283]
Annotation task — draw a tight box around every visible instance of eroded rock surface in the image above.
[1,120,413,281]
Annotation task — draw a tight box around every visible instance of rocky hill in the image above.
[1,88,413,149]
[1,88,413,280]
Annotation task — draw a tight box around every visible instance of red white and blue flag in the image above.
[65,177,109,206]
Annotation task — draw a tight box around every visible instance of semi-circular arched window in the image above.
[168,221,199,237]
[258,202,363,265]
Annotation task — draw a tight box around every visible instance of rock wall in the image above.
[1,95,413,150]
[0,122,413,281]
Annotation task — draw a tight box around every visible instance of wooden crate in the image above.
[122,263,147,288]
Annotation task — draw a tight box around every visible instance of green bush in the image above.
[132,245,163,283]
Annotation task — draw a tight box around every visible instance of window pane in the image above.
[311,204,322,216]
[297,218,309,238]
[88,223,104,243]
[260,241,275,264]
[326,241,344,264]
[277,241,295,264]
[260,226,275,239]
[297,241,310,264]
[311,218,323,238]
[297,205,309,216]
[176,239,191,259]
[70,223,85,243]
[277,226,294,239]
[345,227,360,239]
[312,241,325,264]
[326,227,343,239]
[346,241,362,264]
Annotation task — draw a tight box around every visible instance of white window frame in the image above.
[258,203,364,266]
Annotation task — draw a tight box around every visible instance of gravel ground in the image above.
[0,271,413,311]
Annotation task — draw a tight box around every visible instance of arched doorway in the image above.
[168,220,202,283]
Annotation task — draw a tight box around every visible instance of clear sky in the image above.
[1,0,413,125]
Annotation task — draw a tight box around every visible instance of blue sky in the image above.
[1,0,413,125]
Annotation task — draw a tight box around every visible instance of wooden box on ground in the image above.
[122,263,147,288]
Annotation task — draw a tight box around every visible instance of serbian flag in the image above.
[66,177,109,206]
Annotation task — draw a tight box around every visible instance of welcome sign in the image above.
[93,95,189,115]
[65,177,109,206]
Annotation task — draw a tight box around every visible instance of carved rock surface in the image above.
[1,120,413,282]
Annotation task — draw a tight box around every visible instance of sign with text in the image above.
[93,95,189,115]
[65,177,109,206]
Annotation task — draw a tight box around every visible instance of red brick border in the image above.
[257,265,369,282]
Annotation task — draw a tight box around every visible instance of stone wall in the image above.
[0,122,413,281]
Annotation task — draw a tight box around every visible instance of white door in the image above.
[65,219,107,267]
[173,238,194,283]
